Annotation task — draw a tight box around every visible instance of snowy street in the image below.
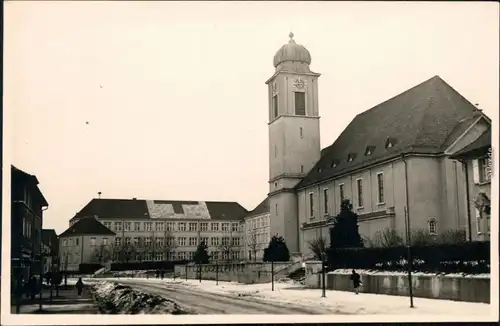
[96,278,330,314]
[84,277,493,318]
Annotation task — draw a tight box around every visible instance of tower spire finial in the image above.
[289,32,294,40]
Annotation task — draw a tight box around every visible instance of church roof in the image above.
[296,75,484,190]
[246,197,269,217]
[450,128,491,160]
[69,198,249,222]
[59,216,116,238]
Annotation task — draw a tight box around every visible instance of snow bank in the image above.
[329,269,490,279]
[88,281,190,314]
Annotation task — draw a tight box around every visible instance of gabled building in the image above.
[11,165,49,284]
[59,216,116,271]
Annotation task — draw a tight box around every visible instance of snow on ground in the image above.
[88,280,189,314]
[106,277,492,317]
[331,269,490,278]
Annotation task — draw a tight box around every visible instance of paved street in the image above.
[113,279,333,314]
[10,286,97,314]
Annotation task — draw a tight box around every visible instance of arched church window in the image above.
[428,218,437,235]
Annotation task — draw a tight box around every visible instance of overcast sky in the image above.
[5,1,499,234]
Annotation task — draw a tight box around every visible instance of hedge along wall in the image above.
[174,262,292,284]
[304,262,490,303]
[327,241,490,274]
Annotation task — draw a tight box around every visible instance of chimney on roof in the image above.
[98,191,102,199]
[133,197,137,200]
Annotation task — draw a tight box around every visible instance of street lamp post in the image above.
[271,259,274,292]
[216,260,219,285]
[404,206,415,308]
[321,252,326,298]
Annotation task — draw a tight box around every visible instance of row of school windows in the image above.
[113,251,242,261]
[113,236,242,248]
[246,215,270,230]
[101,221,242,233]
[307,173,385,218]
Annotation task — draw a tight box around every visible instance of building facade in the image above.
[11,165,49,286]
[59,216,116,271]
[42,229,59,275]
[66,198,248,264]
[244,198,271,261]
[450,127,492,241]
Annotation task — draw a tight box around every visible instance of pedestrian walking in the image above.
[76,277,84,297]
[28,276,37,300]
[350,269,362,294]
[160,269,164,280]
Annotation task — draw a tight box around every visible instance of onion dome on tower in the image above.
[273,32,312,67]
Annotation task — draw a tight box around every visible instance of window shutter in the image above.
[472,159,480,184]
[475,208,481,234]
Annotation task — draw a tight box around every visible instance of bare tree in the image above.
[246,231,258,261]
[91,244,112,264]
[162,230,178,261]
[218,233,236,262]
[436,228,466,245]
[307,237,327,260]
[372,228,404,248]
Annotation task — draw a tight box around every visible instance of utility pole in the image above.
[321,252,326,297]
[216,261,219,285]
[39,252,44,311]
[404,206,414,308]
[271,259,274,291]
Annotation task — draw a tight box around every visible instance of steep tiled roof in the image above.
[70,198,151,222]
[205,201,249,221]
[246,197,269,217]
[59,216,116,238]
[11,165,49,206]
[296,75,484,190]
[450,128,491,160]
[70,198,249,222]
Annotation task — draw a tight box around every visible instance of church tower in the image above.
[266,33,321,253]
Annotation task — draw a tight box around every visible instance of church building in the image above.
[259,33,492,257]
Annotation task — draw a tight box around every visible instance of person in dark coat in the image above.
[76,277,84,296]
[160,269,164,280]
[28,276,37,300]
[350,269,362,294]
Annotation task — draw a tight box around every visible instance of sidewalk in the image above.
[10,286,98,314]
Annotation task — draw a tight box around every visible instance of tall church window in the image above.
[356,179,363,208]
[339,184,345,202]
[377,172,385,204]
[273,95,279,118]
[309,193,314,218]
[294,92,306,116]
[323,188,329,215]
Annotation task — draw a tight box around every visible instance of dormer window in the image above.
[365,146,376,156]
[317,168,322,172]
[385,137,396,149]
[330,159,340,168]
[347,153,357,163]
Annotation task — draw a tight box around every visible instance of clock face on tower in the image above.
[293,77,305,89]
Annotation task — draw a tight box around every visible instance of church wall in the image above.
[298,154,470,248]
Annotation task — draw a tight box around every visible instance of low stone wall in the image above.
[174,262,292,284]
[304,262,490,303]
